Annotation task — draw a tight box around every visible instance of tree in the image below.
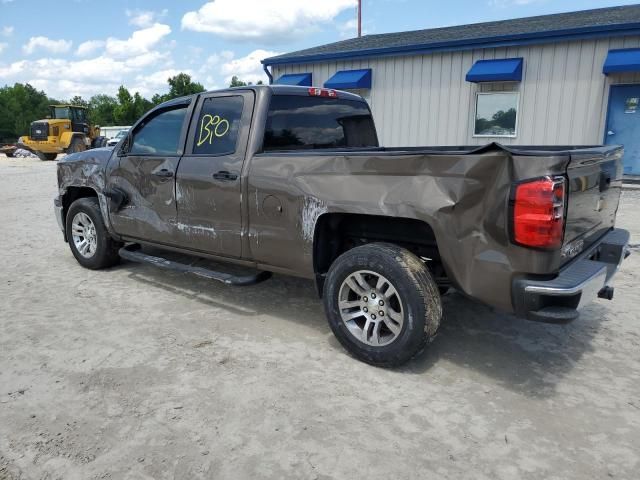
[0,71,206,136]
[0,83,52,143]
[69,95,88,107]
[88,94,118,126]
[229,76,264,87]
[229,76,247,87]
[149,73,205,106]
[133,92,153,121]
[167,73,205,99]
[113,86,137,125]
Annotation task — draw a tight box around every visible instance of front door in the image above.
[175,90,254,257]
[108,101,191,244]
[605,85,640,175]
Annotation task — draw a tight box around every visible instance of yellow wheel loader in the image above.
[18,105,107,161]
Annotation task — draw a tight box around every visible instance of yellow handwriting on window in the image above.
[197,114,231,146]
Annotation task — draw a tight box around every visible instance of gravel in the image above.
[1,154,639,480]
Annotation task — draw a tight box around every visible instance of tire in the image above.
[91,136,107,149]
[5,151,14,158]
[36,152,57,161]
[66,137,86,154]
[66,197,122,270]
[323,243,442,367]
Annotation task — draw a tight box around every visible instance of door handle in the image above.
[212,170,239,181]
[153,168,174,178]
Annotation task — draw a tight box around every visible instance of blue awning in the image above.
[466,58,523,83]
[324,69,372,89]
[275,73,312,86]
[603,49,640,75]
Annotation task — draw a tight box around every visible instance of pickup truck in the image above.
[54,85,630,367]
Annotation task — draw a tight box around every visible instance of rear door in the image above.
[108,101,191,244]
[605,84,640,175]
[174,90,254,257]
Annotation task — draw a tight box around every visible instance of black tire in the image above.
[91,136,107,149]
[323,243,442,367]
[66,197,122,270]
[5,151,14,158]
[66,137,85,154]
[36,152,57,161]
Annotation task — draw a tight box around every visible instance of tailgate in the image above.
[563,146,624,256]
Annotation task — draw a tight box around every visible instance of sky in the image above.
[0,0,639,100]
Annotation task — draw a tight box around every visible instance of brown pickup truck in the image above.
[54,85,630,366]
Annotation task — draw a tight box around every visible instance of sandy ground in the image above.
[0,154,639,480]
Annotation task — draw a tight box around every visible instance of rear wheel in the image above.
[66,197,122,269]
[323,243,442,367]
[36,152,57,161]
[66,137,86,154]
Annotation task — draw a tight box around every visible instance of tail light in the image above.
[512,176,566,249]
[308,87,338,98]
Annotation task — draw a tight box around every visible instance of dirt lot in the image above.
[1,154,639,480]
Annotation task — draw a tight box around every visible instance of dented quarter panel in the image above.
[246,148,578,312]
[57,148,115,232]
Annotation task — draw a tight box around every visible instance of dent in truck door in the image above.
[108,102,191,244]
[174,90,254,257]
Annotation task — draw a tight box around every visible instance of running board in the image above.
[118,245,272,286]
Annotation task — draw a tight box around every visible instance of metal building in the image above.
[262,5,640,175]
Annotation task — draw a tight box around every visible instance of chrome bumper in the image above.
[513,228,630,323]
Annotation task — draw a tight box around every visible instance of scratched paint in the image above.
[300,197,328,244]
[173,222,217,237]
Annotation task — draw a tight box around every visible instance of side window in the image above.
[130,106,188,156]
[192,96,244,155]
[263,95,378,151]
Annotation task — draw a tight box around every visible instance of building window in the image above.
[474,92,519,138]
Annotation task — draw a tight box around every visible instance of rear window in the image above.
[263,95,378,151]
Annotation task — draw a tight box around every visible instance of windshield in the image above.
[51,107,70,120]
[116,130,127,139]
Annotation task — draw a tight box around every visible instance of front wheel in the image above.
[66,137,86,154]
[323,243,442,367]
[66,197,122,269]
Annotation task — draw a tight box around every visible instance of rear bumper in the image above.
[513,228,630,323]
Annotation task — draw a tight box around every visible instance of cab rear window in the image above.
[263,95,378,151]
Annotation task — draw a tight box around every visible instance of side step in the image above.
[118,245,272,286]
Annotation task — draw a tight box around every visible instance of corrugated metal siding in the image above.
[272,36,640,147]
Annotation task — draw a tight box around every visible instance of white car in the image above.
[107,129,128,148]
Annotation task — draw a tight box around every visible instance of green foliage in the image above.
[168,73,205,98]
[88,94,118,126]
[69,95,88,107]
[229,76,247,87]
[152,73,206,105]
[0,83,52,143]
[0,72,213,141]
[229,76,264,87]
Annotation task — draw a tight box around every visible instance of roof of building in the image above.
[263,5,640,65]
